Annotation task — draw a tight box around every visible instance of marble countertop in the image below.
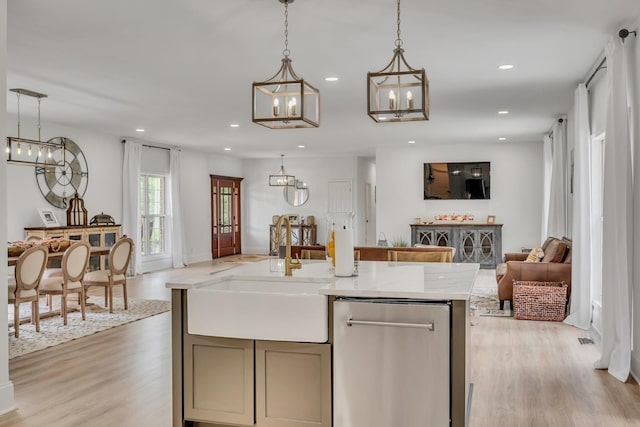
[167,259,478,300]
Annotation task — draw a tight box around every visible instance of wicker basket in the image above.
[513,280,568,321]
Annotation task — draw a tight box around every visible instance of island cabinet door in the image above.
[255,341,332,427]
[183,335,255,426]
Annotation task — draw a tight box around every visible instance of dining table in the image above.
[7,246,111,267]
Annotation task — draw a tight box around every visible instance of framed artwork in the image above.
[38,208,60,227]
[287,214,300,225]
[486,215,496,224]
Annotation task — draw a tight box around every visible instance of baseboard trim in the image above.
[0,381,15,416]
[185,252,212,265]
[630,352,640,383]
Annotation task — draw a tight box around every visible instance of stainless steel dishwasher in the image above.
[333,298,451,427]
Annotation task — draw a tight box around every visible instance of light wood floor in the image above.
[0,263,639,427]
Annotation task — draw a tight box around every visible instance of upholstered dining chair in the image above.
[300,249,326,260]
[388,250,450,263]
[8,245,49,337]
[82,236,134,313]
[39,241,91,325]
[301,249,361,260]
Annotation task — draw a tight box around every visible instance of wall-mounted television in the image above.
[423,162,491,200]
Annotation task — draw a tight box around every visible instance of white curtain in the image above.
[565,84,593,330]
[547,120,568,239]
[541,135,553,241]
[169,149,186,268]
[594,36,634,382]
[122,140,143,275]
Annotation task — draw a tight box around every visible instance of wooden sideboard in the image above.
[24,225,121,270]
[269,224,317,256]
[410,223,503,269]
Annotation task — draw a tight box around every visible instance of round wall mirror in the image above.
[283,179,310,207]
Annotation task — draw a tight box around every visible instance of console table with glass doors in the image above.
[24,225,121,271]
[269,224,317,256]
[410,223,503,269]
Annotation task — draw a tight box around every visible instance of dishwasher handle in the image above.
[347,318,435,331]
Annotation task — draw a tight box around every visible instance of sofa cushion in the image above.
[541,237,557,252]
[561,237,572,263]
[541,240,567,263]
[563,247,572,263]
[525,247,544,262]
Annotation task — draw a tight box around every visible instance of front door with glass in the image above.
[211,175,243,258]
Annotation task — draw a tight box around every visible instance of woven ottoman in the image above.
[513,280,568,321]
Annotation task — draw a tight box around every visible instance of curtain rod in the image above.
[584,28,636,88]
[585,57,606,88]
[120,139,179,151]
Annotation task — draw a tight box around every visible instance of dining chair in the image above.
[413,244,456,262]
[301,248,360,260]
[388,250,450,263]
[300,249,326,260]
[82,236,134,313]
[39,241,91,325]
[8,245,49,337]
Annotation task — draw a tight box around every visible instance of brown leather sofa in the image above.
[496,237,572,310]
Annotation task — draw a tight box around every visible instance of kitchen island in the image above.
[168,259,477,427]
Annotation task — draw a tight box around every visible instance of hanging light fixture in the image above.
[6,88,64,166]
[471,167,482,177]
[367,0,429,123]
[252,0,320,129]
[269,154,296,187]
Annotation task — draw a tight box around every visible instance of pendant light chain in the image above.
[37,97,42,141]
[283,0,290,58]
[395,0,403,48]
[16,92,21,139]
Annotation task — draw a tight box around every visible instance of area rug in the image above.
[8,297,171,359]
[221,254,271,264]
[471,288,513,318]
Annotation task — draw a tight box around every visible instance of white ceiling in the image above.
[7,0,640,159]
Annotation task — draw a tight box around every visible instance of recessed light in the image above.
[135,128,145,132]
[498,137,507,141]
[297,145,305,148]
[408,140,416,144]
[498,64,514,70]
[224,147,231,151]
[325,77,339,82]
[498,110,509,115]
[230,123,239,128]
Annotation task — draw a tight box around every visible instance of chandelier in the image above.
[5,88,65,166]
[269,154,295,187]
[252,0,320,129]
[367,0,429,123]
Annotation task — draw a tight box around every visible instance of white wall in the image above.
[180,151,243,264]
[0,0,14,414]
[3,117,246,268]
[357,157,376,246]
[241,156,359,254]
[6,118,122,242]
[376,142,543,255]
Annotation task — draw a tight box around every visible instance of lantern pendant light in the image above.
[269,154,296,187]
[252,0,320,129]
[367,0,429,123]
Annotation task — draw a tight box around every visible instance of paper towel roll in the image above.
[334,228,354,277]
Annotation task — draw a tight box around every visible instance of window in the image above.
[139,175,167,256]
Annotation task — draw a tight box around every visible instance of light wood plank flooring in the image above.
[0,263,639,426]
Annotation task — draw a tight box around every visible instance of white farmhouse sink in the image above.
[187,276,329,343]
